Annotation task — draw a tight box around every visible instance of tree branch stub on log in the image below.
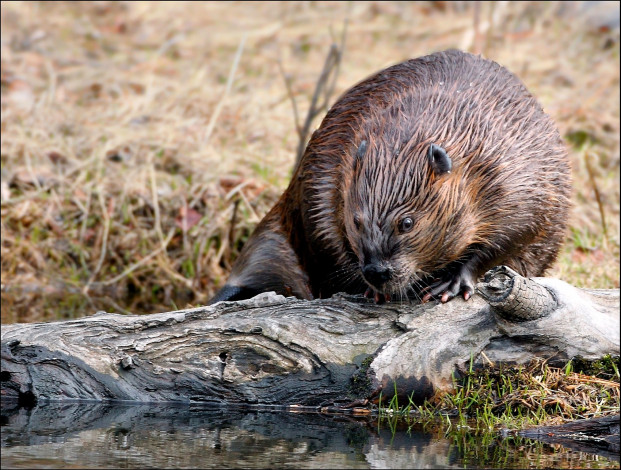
[1,267,619,408]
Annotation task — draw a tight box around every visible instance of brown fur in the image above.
[209,49,572,304]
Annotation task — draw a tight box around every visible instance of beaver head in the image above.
[343,136,480,298]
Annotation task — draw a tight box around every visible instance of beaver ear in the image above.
[427,143,452,175]
[354,140,368,169]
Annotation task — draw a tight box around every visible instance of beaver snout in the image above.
[362,263,392,289]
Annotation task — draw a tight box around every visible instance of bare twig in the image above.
[325,20,348,107]
[277,21,348,169]
[294,44,340,167]
[83,189,111,294]
[225,199,241,270]
[584,150,608,243]
[224,179,260,221]
[277,59,302,139]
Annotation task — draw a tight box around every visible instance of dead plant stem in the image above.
[83,189,110,294]
[100,226,176,286]
[149,156,167,251]
[584,150,608,245]
[203,34,247,148]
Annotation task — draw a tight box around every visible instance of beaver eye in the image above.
[398,217,414,233]
[353,215,362,230]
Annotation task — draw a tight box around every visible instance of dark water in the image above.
[1,401,618,469]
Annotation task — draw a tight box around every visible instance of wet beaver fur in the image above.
[210,49,572,305]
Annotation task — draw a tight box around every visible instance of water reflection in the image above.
[1,401,618,469]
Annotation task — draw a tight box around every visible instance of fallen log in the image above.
[1,267,619,407]
[512,415,620,461]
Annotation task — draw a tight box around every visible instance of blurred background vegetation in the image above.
[1,1,619,323]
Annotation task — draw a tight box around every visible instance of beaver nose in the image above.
[362,264,391,288]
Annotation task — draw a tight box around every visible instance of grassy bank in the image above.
[376,356,619,464]
[1,1,619,322]
[378,356,619,429]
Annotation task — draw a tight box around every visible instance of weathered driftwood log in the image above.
[513,415,620,461]
[1,267,619,407]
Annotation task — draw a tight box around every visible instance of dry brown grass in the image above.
[1,1,619,322]
[429,357,621,429]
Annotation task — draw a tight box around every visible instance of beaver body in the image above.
[210,49,572,304]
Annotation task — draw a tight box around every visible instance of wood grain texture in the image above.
[2,268,619,407]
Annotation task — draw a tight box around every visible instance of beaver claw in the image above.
[421,273,475,303]
[364,288,391,304]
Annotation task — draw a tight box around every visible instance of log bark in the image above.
[1,267,619,407]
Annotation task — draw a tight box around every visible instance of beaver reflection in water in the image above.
[210,49,572,305]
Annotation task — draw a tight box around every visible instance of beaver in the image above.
[209,49,572,305]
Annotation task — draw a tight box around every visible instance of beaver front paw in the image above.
[420,271,475,303]
[364,287,391,304]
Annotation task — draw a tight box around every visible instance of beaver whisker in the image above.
[321,263,363,293]
[209,49,571,306]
